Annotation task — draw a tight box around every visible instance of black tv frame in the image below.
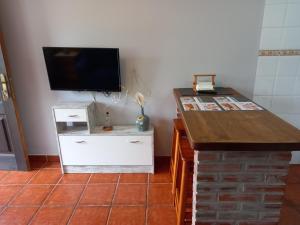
[42,47,121,92]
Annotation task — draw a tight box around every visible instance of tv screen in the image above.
[42,47,121,92]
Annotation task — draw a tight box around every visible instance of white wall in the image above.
[0,0,264,156]
[253,0,300,163]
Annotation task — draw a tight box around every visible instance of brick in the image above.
[196,203,238,211]
[193,150,289,224]
[219,193,261,202]
[246,163,289,172]
[196,193,217,202]
[195,222,213,225]
[195,222,214,225]
[264,194,284,203]
[270,152,291,161]
[239,222,279,225]
[198,163,241,172]
[196,219,250,225]
[197,183,238,192]
[198,152,221,161]
[196,212,217,220]
[215,223,235,225]
[242,203,282,211]
[197,174,218,182]
[196,223,236,225]
[221,174,264,183]
[266,174,287,184]
[270,165,289,172]
[246,164,269,172]
[259,212,280,221]
[244,185,285,193]
[218,212,258,220]
[223,152,268,161]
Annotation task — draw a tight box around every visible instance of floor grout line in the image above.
[66,173,92,225]
[1,165,43,211]
[27,169,65,225]
[0,163,46,223]
[105,174,120,225]
[145,173,150,225]
[0,171,12,183]
[0,160,178,224]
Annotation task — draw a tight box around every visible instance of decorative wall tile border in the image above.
[259,49,300,56]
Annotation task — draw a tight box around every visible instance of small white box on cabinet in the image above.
[52,102,154,173]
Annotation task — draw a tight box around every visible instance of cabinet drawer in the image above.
[59,135,153,166]
[54,109,87,122]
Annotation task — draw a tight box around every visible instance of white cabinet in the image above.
[53,102,154,173]
[59,135,152,166]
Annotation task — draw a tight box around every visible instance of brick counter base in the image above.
[192,151,291,225]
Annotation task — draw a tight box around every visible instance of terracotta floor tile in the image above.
[59,174,91,184]
[80,184,116,206]
[30,206,73,225]
[69,206,109,225]
[45,185,84,206]
[0,185,23,205]
[150,172,172,183]
[30,169,62,184]
[44,161,61,169]
[108,206,145,225]
[119,173,148,183]
[0,207,38,225]
[147,206,176,225]
[113,184,147,205]
[0,171,8,181]
[10,185,53,206]
[0,171,37,184]
[148,184,173,205]
[89,174,119,183]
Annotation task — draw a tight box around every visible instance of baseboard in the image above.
[28,155,169,163]
[28,155,60,162]
[63,165,154,174]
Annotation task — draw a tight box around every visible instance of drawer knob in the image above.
[68,115,79,117]
[129,140,141,143]
[75,140,86,144]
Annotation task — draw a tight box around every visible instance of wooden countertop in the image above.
[174,88,300,151]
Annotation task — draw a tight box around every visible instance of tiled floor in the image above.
[0,158,176,225]
[0,158,299,225]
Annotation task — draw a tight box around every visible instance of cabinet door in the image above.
[0,116,11,153]
[59,135,153,166]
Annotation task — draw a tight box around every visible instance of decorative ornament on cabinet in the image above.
[135,92,149,132]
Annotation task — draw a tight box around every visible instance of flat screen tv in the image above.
[42,47,121,92]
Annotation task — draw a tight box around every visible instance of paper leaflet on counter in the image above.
[180,97,199,111]
[180,97,221,111]
[213,97,240,110]
[193,97,222,111]
[213,97,263,111]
